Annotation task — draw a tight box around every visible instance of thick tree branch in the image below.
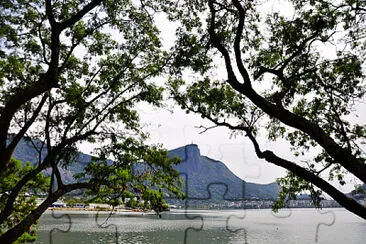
[208,0,242,89]
[178,93,365,219]
[185,97,366,218]
[0,75,57,174]
[51,159,64,190]
[58,0,103,30]
[45,0,56,27]
[232,0,251,84]
[244,83,366,182]
[244,130,366,220]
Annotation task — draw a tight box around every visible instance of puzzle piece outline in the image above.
[315,209,336,243]
[181,176,248,244]
[95,210,119,244]
[49,210,72,244]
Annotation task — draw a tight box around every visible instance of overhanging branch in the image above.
[244,130,366,220]
[206,0,366,183]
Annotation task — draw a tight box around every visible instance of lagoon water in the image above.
[35,208,365,244]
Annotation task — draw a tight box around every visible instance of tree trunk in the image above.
[0,193,60,244]
[0,182,92,243]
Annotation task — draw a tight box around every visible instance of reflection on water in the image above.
[35,208,365,244]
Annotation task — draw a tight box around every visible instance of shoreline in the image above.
[44,208,158,215]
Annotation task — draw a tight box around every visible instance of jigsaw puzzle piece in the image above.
[95,210,119,244]
[49,210,72,244]
[225,208,248,235]
[183,214,204,244]
[315,209,336,243]
[168,142,248,243]
[183,180,247,243]
[181,172,205,233]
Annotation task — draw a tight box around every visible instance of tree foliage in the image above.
[0,0,183,243]
[0,158,50,243]
[168,0,366,219]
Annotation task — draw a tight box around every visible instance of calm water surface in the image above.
[35,208,365,244]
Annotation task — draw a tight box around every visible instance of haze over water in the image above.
[36,208,365,244]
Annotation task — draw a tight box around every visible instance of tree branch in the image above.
[45,0,56,27]
[232,0,251,84]
[208,0,242,90]
[58,0,103,30]
[7,94,48,155]
[178,94,366,219]
[244,130,366,220]
[0,182,96,244]
[207,1,366,183]
[0,76,57,174]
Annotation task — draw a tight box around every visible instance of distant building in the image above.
[50,202,67,208]
[73,203,86,208]
[88,203,112,209]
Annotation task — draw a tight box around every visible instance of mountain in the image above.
[12,139,279,200]
[12,138,92,183]
[348,184,366,199]
[169,144,280,200]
